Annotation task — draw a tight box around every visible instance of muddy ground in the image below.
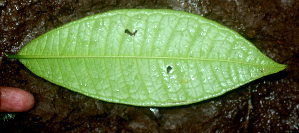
[0,0,298,132]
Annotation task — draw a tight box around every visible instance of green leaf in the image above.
[8,9,286,107]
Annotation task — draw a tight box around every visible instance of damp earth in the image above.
[1,0,299,132]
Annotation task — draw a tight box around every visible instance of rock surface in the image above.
[1,0,298,132]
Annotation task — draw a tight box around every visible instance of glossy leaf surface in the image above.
[9,9,286,106]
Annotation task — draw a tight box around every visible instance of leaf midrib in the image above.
[10,54,285,68]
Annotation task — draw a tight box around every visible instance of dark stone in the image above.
[1,0,298,132]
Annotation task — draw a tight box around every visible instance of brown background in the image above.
[0,0,298,132]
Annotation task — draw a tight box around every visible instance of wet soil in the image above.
[0,0,298,132]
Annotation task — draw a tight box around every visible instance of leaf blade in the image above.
[12,9,286,106]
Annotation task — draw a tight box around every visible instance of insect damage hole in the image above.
[167,66,172,74]
[125,29,138,36]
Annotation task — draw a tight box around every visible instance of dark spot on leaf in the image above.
[167,66,172,74]
[125,29,138,36]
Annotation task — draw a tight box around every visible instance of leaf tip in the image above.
[278,63,287,69]
[276,63,288,72]
[282,64,288,69]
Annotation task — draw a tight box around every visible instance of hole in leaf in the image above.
[125,29,138,36]
[167,66,172,74]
